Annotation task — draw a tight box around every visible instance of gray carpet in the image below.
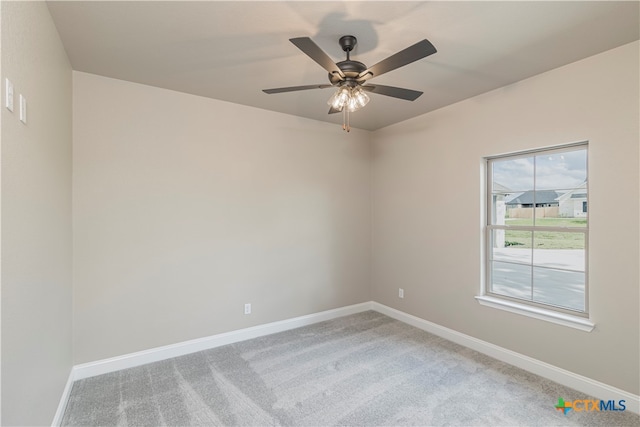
[62,311,639,426]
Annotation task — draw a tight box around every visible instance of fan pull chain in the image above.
[347,108,350,132]
[342,108,351,132]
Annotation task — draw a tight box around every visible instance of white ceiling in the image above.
[47,1,639,131]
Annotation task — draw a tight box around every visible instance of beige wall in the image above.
[72,72,372,363]
[371,41,639,394]
[0,2,73,425]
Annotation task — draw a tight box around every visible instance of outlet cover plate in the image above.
[5,78,14,112]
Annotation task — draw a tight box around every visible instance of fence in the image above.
[507,207,559,219]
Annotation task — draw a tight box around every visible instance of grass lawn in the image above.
[503,218,586,249]
[505,218,587,227]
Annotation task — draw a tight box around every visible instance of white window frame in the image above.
[476,142,594,332]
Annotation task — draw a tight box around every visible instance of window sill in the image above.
[475,295,595,332]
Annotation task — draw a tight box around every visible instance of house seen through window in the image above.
[486,144,588,315]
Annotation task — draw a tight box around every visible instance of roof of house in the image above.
[555,181,588,202]
[505,190,561,205]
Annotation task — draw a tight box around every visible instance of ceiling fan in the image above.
[263,35,437,132]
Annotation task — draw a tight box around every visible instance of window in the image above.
[480,144,591,328]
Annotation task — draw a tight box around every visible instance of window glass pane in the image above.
[490,261,532,300]
[492,157,534,192]
[491,229,532,263]
[532,267,585,312]
[535,149,587,191]
[532,231,585,272]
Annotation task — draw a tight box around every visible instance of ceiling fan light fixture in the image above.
[327,87,350,111]
[327,86,370,112]
[327,86,370,132]
[347,87,370,112]
[326,86,372,132]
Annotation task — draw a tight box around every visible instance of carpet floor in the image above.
[62,311,639,426]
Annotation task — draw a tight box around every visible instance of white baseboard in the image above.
[51,369,75,426]
[72,301,373,381]
[372,302,640,415]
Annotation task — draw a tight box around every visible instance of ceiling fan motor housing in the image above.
[329,35,367,85]
[329,60,367,84]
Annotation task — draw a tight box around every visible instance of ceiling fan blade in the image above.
[358,39,436,82]
[263,84,333,94]
[362,84,423,101]
[328,106,342,114]
[290,37,345,79]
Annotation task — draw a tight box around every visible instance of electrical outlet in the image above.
[244,303,251,315]
[399,288,404,298]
